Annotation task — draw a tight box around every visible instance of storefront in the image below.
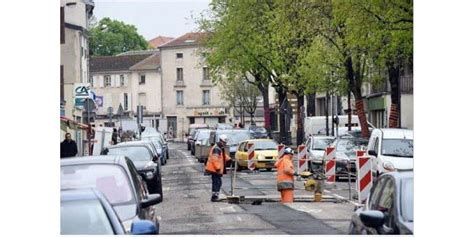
[60,116,90,156]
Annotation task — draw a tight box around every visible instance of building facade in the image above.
[60,0,94,154]
[90,52,162,129]
[159,32,229,139]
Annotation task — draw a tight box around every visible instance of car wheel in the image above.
[166,150,169,159]
[157,175,163,201]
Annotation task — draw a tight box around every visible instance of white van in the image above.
[367,128,414,176]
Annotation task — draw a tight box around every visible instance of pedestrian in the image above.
[60,132,78,158]
[274,147,295,203]
[205,134,230,202]
[238,122,243,128]
[111,128,118,145]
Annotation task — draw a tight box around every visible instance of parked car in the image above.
[187,124,209,150]
[331,135,369,179]
[367,128,414,176]
[61,188,158,235]
[349,171,413,235]
[235,139,278,171]
[248,125,269,139]
[215,123,234,130]
[304,135,335,172]
[191,129,212,156]
[142,135,168,164]
[61,156,161,233]
[194,129,213,162]
[103,141,163,197]
[202,129,252,165]
[155,132,169,159]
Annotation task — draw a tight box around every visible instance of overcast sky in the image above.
[93,0,211,40]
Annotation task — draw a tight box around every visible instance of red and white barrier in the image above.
[356,155,373,204]
[247,143,256,171]
[297,145,308,174]
[277,144,285,159]
[324,147,336,183]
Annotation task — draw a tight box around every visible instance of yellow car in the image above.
[235,139,278,171]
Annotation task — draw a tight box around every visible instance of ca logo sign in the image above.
[75,86,89,96]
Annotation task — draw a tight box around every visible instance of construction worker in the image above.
[275,147,295,203]
[205,134,230,202]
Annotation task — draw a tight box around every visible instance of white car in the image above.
[367,128,413,176]
[305,135,335,171]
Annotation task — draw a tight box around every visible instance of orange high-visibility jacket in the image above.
[275,154,295,190]
[205,145,230,175]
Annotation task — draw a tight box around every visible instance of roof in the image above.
[117,49,160,56]
[148,36,174,48]
[61,188,102,202]
[378,128,413,139]
[60,155,126,166]
[90,53,154,72]
[129,53,161,71]
[159,32,208,48]
[245,139,275,143]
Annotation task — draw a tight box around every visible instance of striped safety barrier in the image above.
[324,147,336,183]
[297,145,308,174]
[356,155,373,204]
[247,143,256,171]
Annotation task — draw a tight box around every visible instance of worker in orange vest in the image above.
[205,134,231,202]
[275,147,295,203]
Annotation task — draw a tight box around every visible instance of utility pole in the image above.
[348,89,352,131]
[325,91,329,136]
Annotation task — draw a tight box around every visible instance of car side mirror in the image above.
[152,155,159,162]
[368,150,377,156]
[130,220,159,235]
[360,210,385,228]
[141,193,162,208]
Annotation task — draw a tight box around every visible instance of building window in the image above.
[176,68,183,81]
[139,74,146,85]
[203,67,210,81]
[176,53,183,59]
[124,93,128,111]
[189,117,195,124]
[104,75,111,87]
[176,91,184,105]
[120,75,125,86]
[202,90,210,105]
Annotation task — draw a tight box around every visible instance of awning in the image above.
[60,116,89,131]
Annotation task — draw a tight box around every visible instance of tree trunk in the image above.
[277,87,287,144]
[296,94,305,145]
[388,62,400,128]
[306,93,316,117]
[345,56,370,138]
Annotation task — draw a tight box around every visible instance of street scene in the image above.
[60,0,413,235]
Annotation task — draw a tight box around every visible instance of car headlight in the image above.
[144,161,157,169]
[383,161,395,171]
[257,154,265,160]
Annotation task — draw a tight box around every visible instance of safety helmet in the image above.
[283,147,293,154]
[219,134,229,143]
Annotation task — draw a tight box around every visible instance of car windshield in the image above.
[401,178,414,222]
[253,141,278,150]
[197,131,211,141]
[61,199,114,235]
[61,164,135,205]
[382,139,413,157]
[335,139,368,156]
[219,131,251,145]
[312,138,334,150]
[107,146,152,162]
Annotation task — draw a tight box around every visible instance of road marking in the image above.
[220,206,236,213]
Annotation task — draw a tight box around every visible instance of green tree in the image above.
[89,17,150,56]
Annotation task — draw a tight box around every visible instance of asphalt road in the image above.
[154,142,355,235]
